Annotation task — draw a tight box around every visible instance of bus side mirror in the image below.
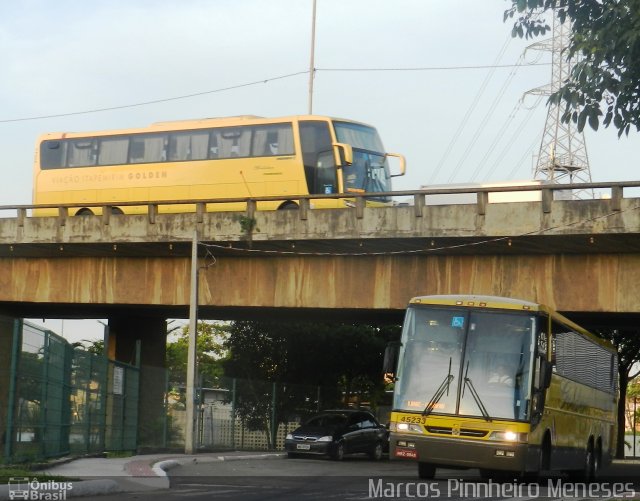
[531,389,546,425]
[333,143,353,167]
[540,359,552,389]
[383,342,400,376]
[386,152,406,177]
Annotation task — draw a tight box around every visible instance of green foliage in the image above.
[221,320,401,445]
[76,339,104,356]
[505,0,640,136]
[165,321,229,394]
[238,215,258,234]
[593,327,640,458]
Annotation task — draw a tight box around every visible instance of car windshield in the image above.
[305,414,348,427]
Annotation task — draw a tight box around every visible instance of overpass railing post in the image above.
[101,206,111,226]
[477,192,488,216]
[147,204,158,224]
[413,193,424,217]
[611,185,623,212]
[542,188,553,214]
[299,198,309,220]
[355,196,365,219]
[58,207,68,227]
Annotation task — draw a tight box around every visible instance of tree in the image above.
[76,339,104,356]
[222,320,400,448]
[626,378,640,437]
[505,0,640,136]
[165,321,229,403]
[594,327,640,458]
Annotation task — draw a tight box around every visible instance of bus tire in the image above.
[110,207,124,215]
[76,208,94,216]
[594,438,602,478]
[418,462,436,479]
[540,432,551,472]
[278,201,299,210]
[568,440,595,482]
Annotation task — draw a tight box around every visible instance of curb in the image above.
[216,453,286,462]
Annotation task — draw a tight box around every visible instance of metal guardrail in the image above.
[1,181,639,223]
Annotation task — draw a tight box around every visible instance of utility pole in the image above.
[526,12,593,199]
[308,0,317,114]
[185,230,199,454]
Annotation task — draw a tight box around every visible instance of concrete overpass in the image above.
[2,181,639,436]
[1,181,639,329]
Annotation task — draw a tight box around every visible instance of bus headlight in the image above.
[489,431,527,442]
[397,423,424,434]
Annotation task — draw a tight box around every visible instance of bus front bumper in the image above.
[390,433,539,473]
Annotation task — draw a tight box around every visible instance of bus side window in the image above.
[130,134,167,164]
[41,140,67,169]
[68,139,97,167]
[299,121,336,195]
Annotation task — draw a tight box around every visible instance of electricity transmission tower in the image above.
[526,13,593,199]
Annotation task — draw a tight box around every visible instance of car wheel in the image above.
[332,442,345,461]
[369,442,383,461]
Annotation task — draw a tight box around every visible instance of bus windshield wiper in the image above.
[422,357,454,417]
[462,362,492,422]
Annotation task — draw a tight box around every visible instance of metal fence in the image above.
[161,376,344,451]
[2,320,140,464]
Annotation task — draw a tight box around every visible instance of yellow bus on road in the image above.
[387,295,618,481]
[33,114,405,215]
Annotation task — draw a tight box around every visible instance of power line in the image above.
[0,62,549,124]
[198,202,640,258]
[318,63,548,72]
[427,35,514,185]
[0,71,309,123]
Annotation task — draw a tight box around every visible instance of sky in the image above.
[3,0,639,341]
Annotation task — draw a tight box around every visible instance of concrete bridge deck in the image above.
[0,182,639,328]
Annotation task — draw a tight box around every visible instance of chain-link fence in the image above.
[162,376,343,451]
[2,320,140,464]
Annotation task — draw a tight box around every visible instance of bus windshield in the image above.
[394,306,536,421]
[334,121,392,200]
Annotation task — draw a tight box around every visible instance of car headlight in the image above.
[317,436,332,442]
[286,433,293,440]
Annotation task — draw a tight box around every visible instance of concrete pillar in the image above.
[0,316,18,457]
[107,316,167,448]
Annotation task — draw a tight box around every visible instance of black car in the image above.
[284,409,388,460]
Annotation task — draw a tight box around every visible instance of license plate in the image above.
[296,443,311,450]
[395,448,418,459]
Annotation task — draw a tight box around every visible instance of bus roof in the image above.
[36,114,374,140]
[409,294,542,311]
[408,294,616,352]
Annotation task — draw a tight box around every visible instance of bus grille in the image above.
[425,426,488,438]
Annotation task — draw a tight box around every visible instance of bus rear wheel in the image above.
[76,208,94,216]
[278,202,299,210]
[568,442,596,482]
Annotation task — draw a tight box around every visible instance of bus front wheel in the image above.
[418,462,436,479]
[76,208,94,216]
